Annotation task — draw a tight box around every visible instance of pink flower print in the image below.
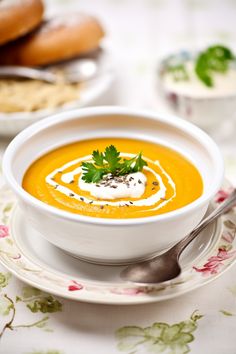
[215,189,233,203]
[193,247,236,275]
[0,225,9,238]
[110,287,148,296]
[12,253,21,260]
[68,280,83,291]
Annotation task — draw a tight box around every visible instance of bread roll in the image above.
[0,0,44,45]
[0,13,105,66]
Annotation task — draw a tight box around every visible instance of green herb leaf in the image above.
[81,162,106,183]
[132,153,148,172]
[167,63,189,81]
[92,150,105,167]
[81,145,147,183]
[118,156,136,175]
[195,45,235,87]
[104,145,121,173]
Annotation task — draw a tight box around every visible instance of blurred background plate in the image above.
[0,49,115,137]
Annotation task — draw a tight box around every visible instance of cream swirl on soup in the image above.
[45,153,176,211]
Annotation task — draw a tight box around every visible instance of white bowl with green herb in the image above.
[158,45,236,131]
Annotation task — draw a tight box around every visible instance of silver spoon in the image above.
[0,59,98,84]
[121,189,236,284]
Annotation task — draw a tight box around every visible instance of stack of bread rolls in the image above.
[0,0,105,114]
[0,0,105,66]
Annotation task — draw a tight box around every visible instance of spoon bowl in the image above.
[121,249,181,284]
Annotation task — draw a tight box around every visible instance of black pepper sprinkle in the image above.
[100,205,104,209]
[57,171,62,174]
[89,201,93,204]
[69,193,74,197]
[80,197,84,201]
[129,201,133,204]
[152,181,159,186]
[138,179,142,184]
[69,180,74,184]
[54,185,59,189]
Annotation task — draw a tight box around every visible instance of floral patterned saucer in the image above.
[0,180,236,305]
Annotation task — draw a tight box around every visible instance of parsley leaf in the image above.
[92,150,105,167]
[104,145,121,173]
[81,145,147,183]
[167,63,189,81]
[132,153,148,172]
[118,156,136,175]
[81,162,106,183]
[195,45,235,87]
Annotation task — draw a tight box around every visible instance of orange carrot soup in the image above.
[22,137,203,218]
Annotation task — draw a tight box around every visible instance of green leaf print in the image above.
[116,327,146,350]
[223,220,236,229]
[115,311,203,354]
[0,286,63,340]
[26,295,62,314]
[21,287,62,314]
[22,286,42,299]
[0,272,11,289]
[0,294,13,316]
[219,310,235,316]
[2,202,14,215]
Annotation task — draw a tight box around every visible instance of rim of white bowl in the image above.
[2,106,224,226]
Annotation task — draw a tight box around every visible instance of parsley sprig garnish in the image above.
[195,45,235,87]
[167,45,235,87]
[81,145,147,183]
[167,63,189,81]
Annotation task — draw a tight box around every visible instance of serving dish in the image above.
[0,179,235,304]
[158,49,236,132]
[2,106,224,264]
[0,51,114,137]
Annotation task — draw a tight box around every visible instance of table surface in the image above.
[1,1,236,353]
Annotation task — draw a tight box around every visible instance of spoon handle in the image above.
[175,189,236,256]
[0,66,57,83]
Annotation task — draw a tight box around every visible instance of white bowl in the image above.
[2,106,224,264]
[158,50,236,132]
